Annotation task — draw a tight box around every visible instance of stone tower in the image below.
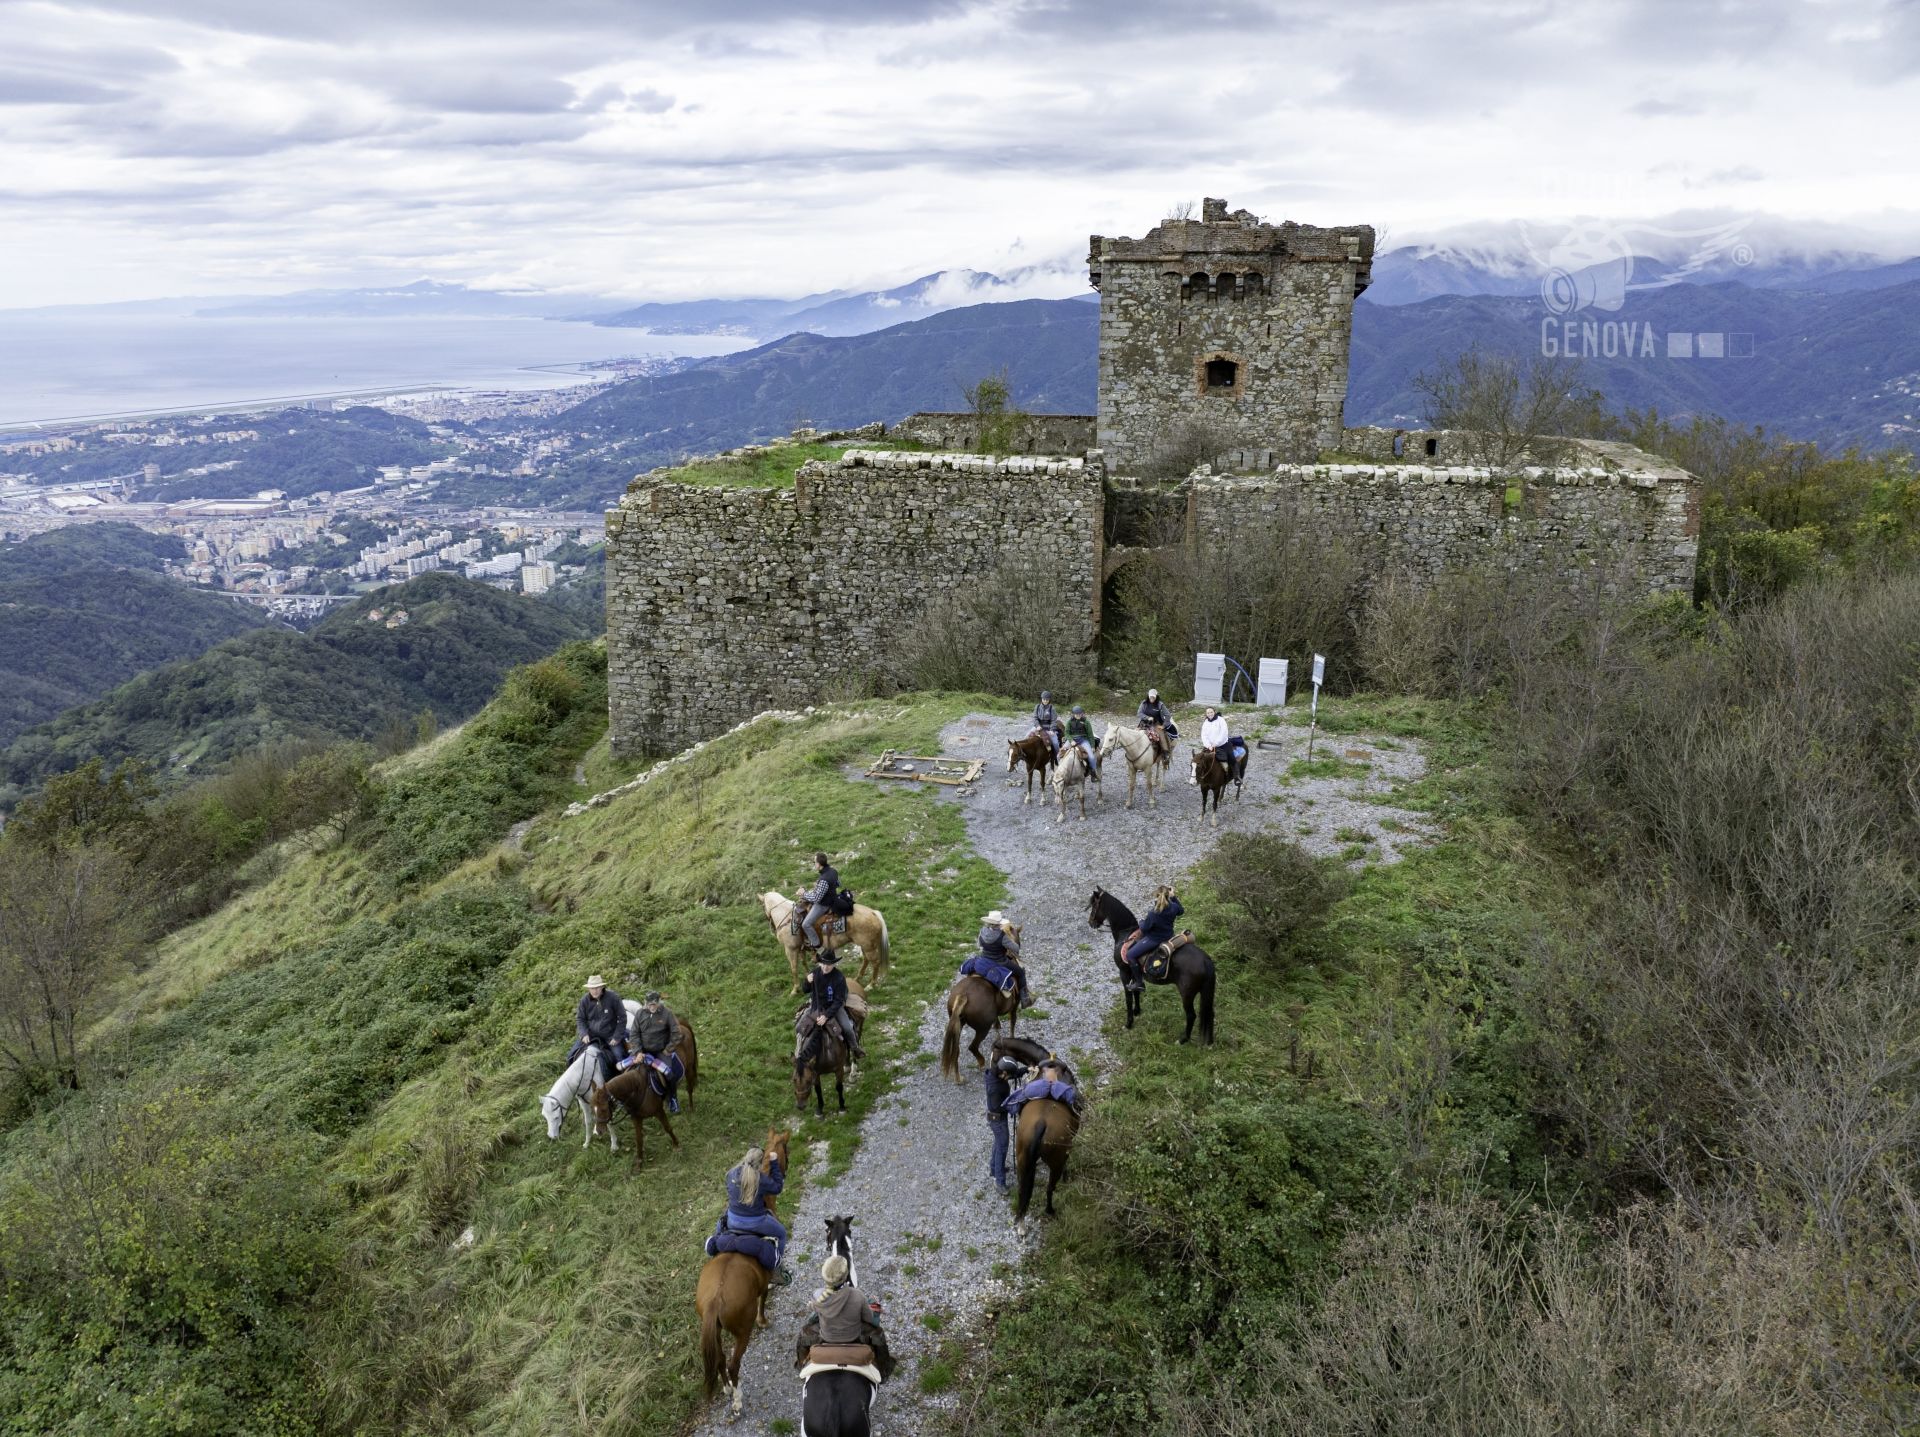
[1088,198,1375,471]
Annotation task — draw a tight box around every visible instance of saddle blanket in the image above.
[800,1361,882,1387]
[958,956,1017,994]
[1007,1077,1078,1109]
[706,1229,779,1268]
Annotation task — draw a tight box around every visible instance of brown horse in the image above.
[761,892,892,992]
[1006,730,1056,804]
[793,1001,864,1115]
[1190,745,1247,826]
[1013,1064,1080,1221]
[697,1129,792,1421]
[938,927,1024,1082]
[589,1020,699,1169]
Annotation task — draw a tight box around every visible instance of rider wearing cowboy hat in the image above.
[802,949,864,1060]
[573,973,629,1075]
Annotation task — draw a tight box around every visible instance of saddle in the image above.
[807,1343,875,1369]
[1127,929,1195,982]
[792,910,849,938]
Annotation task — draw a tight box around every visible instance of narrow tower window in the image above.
[1205,357,1239,390]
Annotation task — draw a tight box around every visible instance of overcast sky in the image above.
[2,0,1918,308]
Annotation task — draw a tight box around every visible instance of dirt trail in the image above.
[690,711,1427,1435]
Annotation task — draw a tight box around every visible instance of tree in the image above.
[1413,346,1605,474]
[961,368,1028,455]
[6,757,155,852]
[0,839,145,1087]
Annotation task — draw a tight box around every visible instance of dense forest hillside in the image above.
[0,571,592,799]
[0,522,270,748]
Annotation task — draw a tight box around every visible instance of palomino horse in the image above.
[1190,745,1248,826]
[938,926,1024,1082]
[1097,722,1162,810]
[1050,740,1100,823]
[1012,1063,1080,1221]
[1087,887,1217,1045]
[1006,730,1057,804]
[589,1020,700,1169]
[697,1129,792,1421]
[761,892,892,993]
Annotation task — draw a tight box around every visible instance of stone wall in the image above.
[888,411,1096,455]
[1174,440,1699,594]
[1090,198,1374,472]
[605,449,1103,756]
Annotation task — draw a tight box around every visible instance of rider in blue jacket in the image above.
[1122,887,1183,992]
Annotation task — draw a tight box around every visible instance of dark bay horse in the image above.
[1087,887,1216,1045]
[1006,731,1056,804]
[696,1129,790,1422]
[794,1009,862,1115]
[589,1020,700,1168]
[1189,745,1248,826]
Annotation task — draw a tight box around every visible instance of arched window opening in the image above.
[1205,358,1239,390]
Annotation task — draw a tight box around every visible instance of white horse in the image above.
[541,1045,615,1149]
[1098,722,1161,810]
[1051,740,1099,823]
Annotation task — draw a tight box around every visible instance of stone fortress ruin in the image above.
[606,200,1700,756]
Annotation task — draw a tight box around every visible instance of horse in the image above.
[798,1213,889,1437]
[1006,730,1057,804]
[794,1005,863,1116]
[1013,1079,1079,1222]
[540,1044,616,1149]
[1097,722,1162,810]
[1087,886,1217,1045]
[762,892,892,993]
[697,1129,791,1422]
[589,1020,700,1169]
[990,1033,1077,1087]
[1190,744,1248,826]
[1050,739,1100,823]
[938,933,1024,1084]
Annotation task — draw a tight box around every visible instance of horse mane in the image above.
[1096,888,1137,930]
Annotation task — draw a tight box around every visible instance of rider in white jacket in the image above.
[1198,708,1232,763]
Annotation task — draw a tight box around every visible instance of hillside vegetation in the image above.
[0,570,592,799]
[0,523,269,749]
[0,658,1014,1434]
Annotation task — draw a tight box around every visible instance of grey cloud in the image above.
[389,73,579,115]
[1630,97,1706,117]
[0,69,129,104]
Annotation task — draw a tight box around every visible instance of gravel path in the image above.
[690,710,1429,1435]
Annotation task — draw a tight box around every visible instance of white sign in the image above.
[1256,657,1289,707]
[1311,653,1326,688]
[1192,652,1226,705]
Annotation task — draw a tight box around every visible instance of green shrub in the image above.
[1198,833,1349,964]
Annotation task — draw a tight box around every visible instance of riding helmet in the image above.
[1071,704,1085,715]
[1040,690,1052,701]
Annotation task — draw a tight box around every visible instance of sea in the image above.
[0,312,748,428]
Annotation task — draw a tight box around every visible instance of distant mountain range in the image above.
[0,570,594,799]
[0,524,269,751]
[190,280,615,321]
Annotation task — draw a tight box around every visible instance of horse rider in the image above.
[1063,704,1099,778]
[803,949,866,1060]
[1032,690,1061,755]
[1137,688,1177,760]
[794,1253,891,1377]
[1198,706,1234,767]
[571,973,629,1078]
[719,1145,794,1286]
[959,909,1030,1008]
[1121,886,1184,992]
[617,989,685,1114]
[797,851,841,954]
[986,1052,1026,1194]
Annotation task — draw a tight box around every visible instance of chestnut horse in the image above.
[938,928,1024,1082]
[697,1129,792,1421]
[762,892,892,993]
[1087,887,1216,1044]
[588,1020,700,1169]
[1005,730,1056,804]
[1013,1067,1080,1221]
[1189,744,1248,826]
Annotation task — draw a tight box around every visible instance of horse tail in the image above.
[876,910,891,970]
[700,1290,725,1398]
[1016,1116,1047,1221]
[939,991,963,1081]
[1200,960,1216,1045]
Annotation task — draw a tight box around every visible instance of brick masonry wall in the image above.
[605,450,1103,756]
[889,412,1095,454]
[1178,441,1700,594]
